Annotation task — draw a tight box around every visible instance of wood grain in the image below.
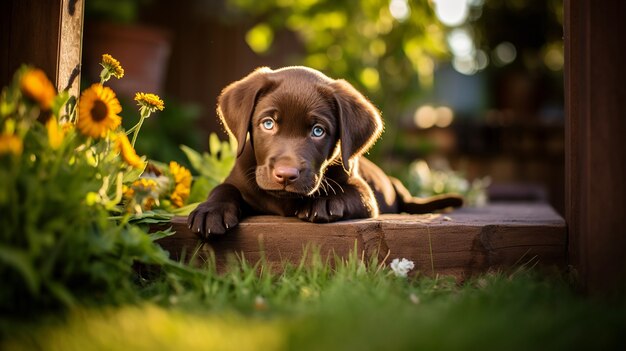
[155,203,566,280]
[57,0,84,95]
[564,0,626,295]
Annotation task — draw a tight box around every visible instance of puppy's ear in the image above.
[331,79,383,173]
[217,67,275,156]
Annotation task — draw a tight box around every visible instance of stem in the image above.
[99,67,110,85]
[125,123,139,135]
[130,116,145,148]
[69,100,78,123]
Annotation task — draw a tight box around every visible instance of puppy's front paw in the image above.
[188,201,239,238]
[296,197,346,223]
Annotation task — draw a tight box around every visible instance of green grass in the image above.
[1,250,624,351]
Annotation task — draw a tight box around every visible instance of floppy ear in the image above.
[217,67,275,157]
[330,79,383,173]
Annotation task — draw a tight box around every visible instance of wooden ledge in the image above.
[155,203,566,280]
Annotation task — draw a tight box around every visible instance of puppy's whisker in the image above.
[320,180,329,196]
[314,185,322,197]
[323,178,337,196]
[243,168,259,188]
[326,177,345,194]
[318,180,329,196]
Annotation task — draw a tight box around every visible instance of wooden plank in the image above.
[564,0,626,296]
[156,216,386,271]
[155,203,566,280]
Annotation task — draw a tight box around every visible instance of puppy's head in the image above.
[218,66,382,196]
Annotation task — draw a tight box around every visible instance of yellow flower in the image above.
[122,185,134,199]
[0,133,23,156]
[114,132,144,169]
[170,161,192,185]
[169,161,192,207]
[62,122,74,134]
[77,83,122,138]
[20,68,56,111]
[132,178,158,192]
[46,117,65,149]
[128,178,159,211]
[134,92,164,115]
[101,54,124,79]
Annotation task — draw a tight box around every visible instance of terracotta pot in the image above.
[83,22,171,99]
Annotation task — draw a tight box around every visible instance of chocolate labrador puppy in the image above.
[188,66,462,236]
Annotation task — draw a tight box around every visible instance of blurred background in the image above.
[82,0,564,213]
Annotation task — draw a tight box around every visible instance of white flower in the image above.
[390,258,415,277]
[254,295,267,311]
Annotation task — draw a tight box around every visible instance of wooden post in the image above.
[564,0,626,296]
[0,0,84,96]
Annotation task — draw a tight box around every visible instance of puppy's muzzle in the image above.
[272,166,300,185]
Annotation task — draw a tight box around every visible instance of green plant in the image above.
[0,59,181,314]
[124,99,202,168]
[403,159,490,206]
[181,132,237,206]
[1,252,623,350]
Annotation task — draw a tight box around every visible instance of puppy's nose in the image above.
[272,166,300,185]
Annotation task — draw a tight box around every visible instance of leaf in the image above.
[129,210,174,225]
[0,90,16,116]
[180,144,205,174]
[209,133,222,156]
[122,164,145,184]
[45,280,75,307]
[51,90,70,118]
[148,227,175,241]
[0,245,39,294]
[188,177,216,204]
[171,202,200,216]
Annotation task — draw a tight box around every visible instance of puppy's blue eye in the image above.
[262,119,275,130]
[311,125,325,138]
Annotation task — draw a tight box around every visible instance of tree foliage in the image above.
[228,0,448,115]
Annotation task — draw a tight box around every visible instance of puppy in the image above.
[188,66,462,236]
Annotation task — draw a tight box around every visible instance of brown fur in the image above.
[188,66,462,236]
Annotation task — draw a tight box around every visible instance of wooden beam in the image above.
[57,0,84,97]
[155,203,566,281]
[564,0,626,296]
[0,0,83,95]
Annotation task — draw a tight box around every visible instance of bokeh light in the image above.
[447,28,474,57]
[493,41,517,66]
[452,55,477,75]
[389,0,411,22]
[414,105,455,129]
[245,23,273,54]
[359,67,380,90]
[432,0,469,27]
[414,105,437,129]
[543,45,564,71]
[435,106,454,127]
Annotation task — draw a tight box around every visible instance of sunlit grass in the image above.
[3,306,284,351]
[2,250,624,351]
